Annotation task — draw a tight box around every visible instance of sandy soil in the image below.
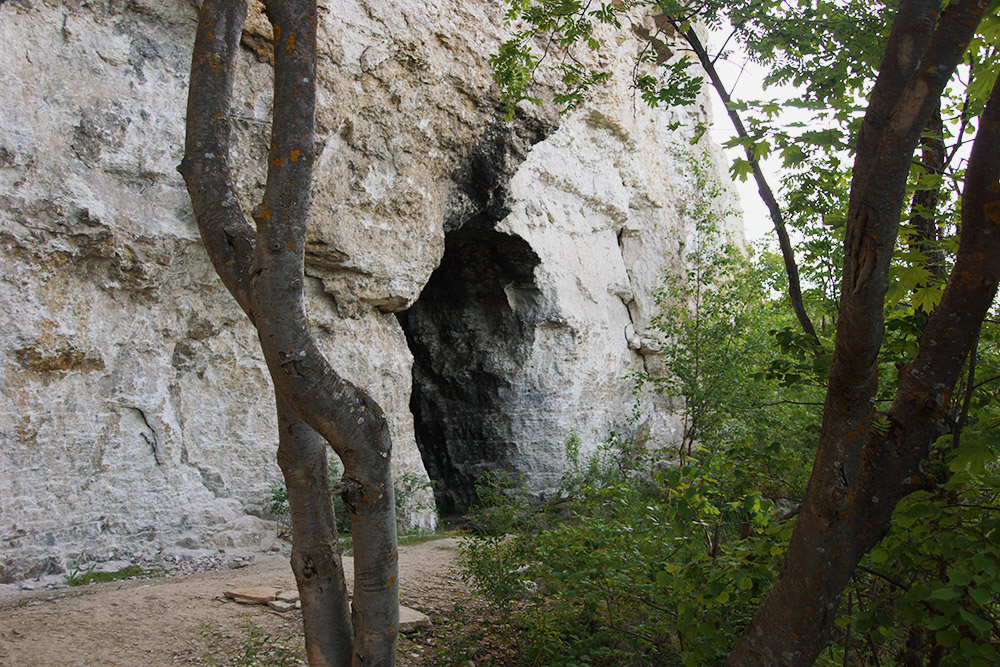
[0,537,474,666]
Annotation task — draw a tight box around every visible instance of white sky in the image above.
[702,32,801,244]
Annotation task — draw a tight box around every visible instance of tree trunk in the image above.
[728,0,996,663]
[908,102,947,284]
[276,394,353,666]
[179,0,399,663]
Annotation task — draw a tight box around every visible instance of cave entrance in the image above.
[397,214,541,515]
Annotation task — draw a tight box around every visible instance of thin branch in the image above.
[755,400,826,407]
[943,503,1000,512]
[711,25,740,67]
[670,19,822,349]
[945,74,976,167]
[972,373,1000,391]
[856,565,909,591]
[952,329,979,449]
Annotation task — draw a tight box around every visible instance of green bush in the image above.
[65,563,151,586]
[455,147,1000,664]
[460,439,794,666]
[269,464,436,545]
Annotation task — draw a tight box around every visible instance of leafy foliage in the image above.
[817,436,1000,666]
[635,153,821,470]
[491,0,704,118]
[482,0,1000,662]
[458,189,818,663]
[269,466,436,546]
[457,242,1000,664]
[460,439,795,666]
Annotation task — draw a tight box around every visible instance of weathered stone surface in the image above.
[400,56,741,509]
[0,0,738,582]
[399,605,432,633]
[267,599,298,612]
[224,586,281,605]
[275,589,300,604]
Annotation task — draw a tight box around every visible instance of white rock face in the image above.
[401,77,741,509]
[0,0,738,582]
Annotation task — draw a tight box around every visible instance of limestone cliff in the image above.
[0,0,739,582]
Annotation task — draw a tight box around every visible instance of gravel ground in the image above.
[0,537,489,666]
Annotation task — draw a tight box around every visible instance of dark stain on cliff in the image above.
[397,113,555,514]
[15,341,105,374]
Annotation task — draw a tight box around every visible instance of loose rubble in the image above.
[220,585,430,631]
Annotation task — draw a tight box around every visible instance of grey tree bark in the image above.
[178,0,399,664]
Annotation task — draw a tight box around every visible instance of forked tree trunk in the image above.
[179,0,399,664]
[728,0,998,663]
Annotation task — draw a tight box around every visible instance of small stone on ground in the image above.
[267,600,297,612]
[275,590,299,603]
[399,605,431,633]
[223,586,281,604]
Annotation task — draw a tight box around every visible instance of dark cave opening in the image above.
[396,116,553,515]
[397,216,541,515]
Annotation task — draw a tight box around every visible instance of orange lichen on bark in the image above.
[286,34,296,52]
[290,149,303,161]
[985,200,1000,224]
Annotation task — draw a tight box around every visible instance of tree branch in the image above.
[907,101,947,286]
[178,0,256,317]
[675,21,822,349]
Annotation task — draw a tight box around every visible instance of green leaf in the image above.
[959,608,994,637]
[929,586,962,601]
[969,587,992,606]
[752,140,772,161]
[779,143,808,167]
[925,614,950,630]
[870,546,890,563]
[936,627,961,646]
[911,286,943,314]
[731,158,754,182]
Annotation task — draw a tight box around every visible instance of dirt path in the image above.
[0,537,470,666]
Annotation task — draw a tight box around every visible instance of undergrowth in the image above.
[65,564,152,586]
[200,616,304,667]
[458,434,794,666]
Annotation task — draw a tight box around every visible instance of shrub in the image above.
[460,439,795,666]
